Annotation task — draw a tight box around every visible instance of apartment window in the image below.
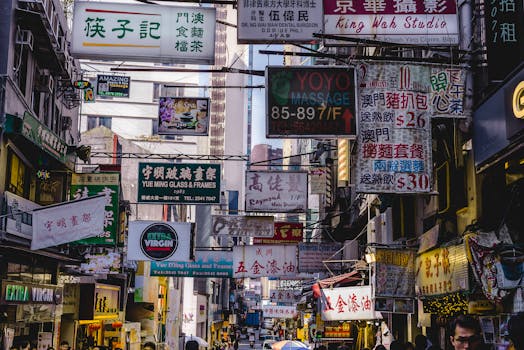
[87,116,112,130]
[153,83,185,102]
[6,151,30,197]
[7,262,53,284]
[13,45,29,96]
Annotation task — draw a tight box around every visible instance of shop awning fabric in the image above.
[317,270,362,288]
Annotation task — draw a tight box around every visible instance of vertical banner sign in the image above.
[310,167,327,194]
[373,249,415,298]
[266,67,357,138]
[71,172,120,245]
[137,162,220,204]
[233,245,298,278]
[323,0,458,45]
[245,171,307,212]
[237,0,323,43]
[485,0,524,81]
[320,286,377,321]
[71,2,216,65]
[355,62,467,193]
[83,87,95,103]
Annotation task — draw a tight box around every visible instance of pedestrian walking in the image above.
[508,312,524,350]
[448,315,482,350]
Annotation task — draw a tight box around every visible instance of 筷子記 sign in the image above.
[71,1,216,65]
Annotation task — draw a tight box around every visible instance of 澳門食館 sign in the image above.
[138,162,220,204]
[266,66,357,138]
[354,62,467,194]
[71,1,215,64]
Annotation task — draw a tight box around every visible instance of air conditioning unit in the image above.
[367,214,382,245]
[40,74,55,93]
[380,207,393,244]
[16,29,34,51]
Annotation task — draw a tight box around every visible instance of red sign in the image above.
[254,222,303,244]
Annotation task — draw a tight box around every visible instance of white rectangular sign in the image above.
[323,0,459,45]
[233,245,298,278]
[320,286,378,321]
[127,221,191,261]
[237,0,323,43]
[270,289,301,304]
[212,215,274,237]
[31,196,106,250]
[262,305,298,319]
[355,62,434,193]
[245,171,307,212]
[4,191,41,240]
[71,2,216,64]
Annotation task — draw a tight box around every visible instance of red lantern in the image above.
[112,321,123,328]
[312,283,321,299]
[88,323,101,331]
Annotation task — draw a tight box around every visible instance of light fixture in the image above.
[365,253,376,264]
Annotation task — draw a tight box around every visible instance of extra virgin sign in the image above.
[266,66,357,138]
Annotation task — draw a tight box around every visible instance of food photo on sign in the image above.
[158,97,209,135]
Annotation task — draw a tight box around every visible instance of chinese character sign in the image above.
[415,244,469,296]
[374,249,415,297]
[245,171,308,212]
[261,305,298,319]
[320,286,377,321]
[269,289,301,304]
[31,196,106,250]
[253,222,304,244]
[71,172,120,245]
[212,215,274,237]
[138,162,220,204]
[355,62,433,193]
[266,67,357,138]
[323,0,458,45]
[484,0,524,81]
[233,245,298,278]
[298,243,343,273]
[71,1,215,64]
[237,0,323,43]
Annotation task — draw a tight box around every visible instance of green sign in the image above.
[70,172,120,245]
[137,162,220,204]
[7,112,75,169]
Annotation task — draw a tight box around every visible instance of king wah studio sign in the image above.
[1,280,62,305]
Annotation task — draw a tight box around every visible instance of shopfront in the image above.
[415,244,470,349]
[0,280,63,349]
[73,283,124,350]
